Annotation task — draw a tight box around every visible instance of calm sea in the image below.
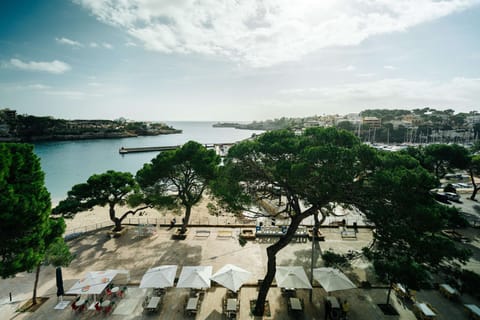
[33,121,263,202]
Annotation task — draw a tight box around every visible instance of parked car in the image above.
[432,192,450,204]
[444,192,461,202]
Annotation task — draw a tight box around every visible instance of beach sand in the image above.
[60,194,249,233]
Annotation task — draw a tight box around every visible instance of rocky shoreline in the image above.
[0,129,182,143]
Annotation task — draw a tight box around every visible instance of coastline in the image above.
[2,129,182,143]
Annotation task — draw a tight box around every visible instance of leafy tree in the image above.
[212,128,374,316]
[53,170,149,231]
[136,141,220,233]
[360,109,411,121]
[360,151,471,304]
[336,121,356,132]
[404,144,470,179]
[0,143,67,304]
[474,124,480,141]
[468,155,480,200]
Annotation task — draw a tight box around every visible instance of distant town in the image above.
[0,109,181,142]
[215,108,480,145]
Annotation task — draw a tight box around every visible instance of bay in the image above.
[33,121,263,202]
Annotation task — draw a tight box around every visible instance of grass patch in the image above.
[17,297,49,312]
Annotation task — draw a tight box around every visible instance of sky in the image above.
[1,0,480,121]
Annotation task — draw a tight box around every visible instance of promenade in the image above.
[1,223,479,320]
[1,192,479,319]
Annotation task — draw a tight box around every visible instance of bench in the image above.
[340,229,357,239]
[217,230,232,239]
[195,230,211,239]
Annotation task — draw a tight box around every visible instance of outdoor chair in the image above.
[105,301,115,314]
[104,305,112,314]
[70,302,78,312]
[142,296,149,308]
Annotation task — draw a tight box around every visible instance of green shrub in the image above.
[322,250,349,268]
[461,270,480,299]
[239,237,247,247]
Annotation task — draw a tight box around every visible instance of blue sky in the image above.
[1,0,480,121]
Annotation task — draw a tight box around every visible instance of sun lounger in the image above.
[195,230,211,238]
[464,304,480,320]
[217,230,233,239]
[439,284,460,299]
[289,297,303,312]
[340,228,357,239]
[414,302,437,319]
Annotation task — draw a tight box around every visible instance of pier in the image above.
[119,143,234,155]
[119,145,180,154]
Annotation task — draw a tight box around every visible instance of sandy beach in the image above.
[61,195,252,234]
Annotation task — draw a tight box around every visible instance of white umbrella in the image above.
[177,266,213,289]
[275,266,312,289]
[313,267,356,292]
[211,264,252,292]
[66,270,119,295]
[140,265,178,289]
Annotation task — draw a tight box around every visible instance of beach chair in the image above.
[195,230,210,239]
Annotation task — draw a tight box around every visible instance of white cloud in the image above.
[45,90,87,99]
[74,0,479,67]
[384,65,397,70]
[9,59,71,74]
[125,41,137,47]
[102,42,113,49]
[340,65,356,72]
[90,42,99,47]
[28,84,51,90]
[275,77,480,112]
[356,73,375,78]
[55,37,83,47]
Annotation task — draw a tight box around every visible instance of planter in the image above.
[172,228,189,240]
[240,229,256,240]
[108,227,127,238]
[308,228,325,241]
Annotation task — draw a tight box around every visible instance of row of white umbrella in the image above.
[138,265,356,293]
[140,264,251,292]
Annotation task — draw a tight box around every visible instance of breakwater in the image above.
[119,143,234,155]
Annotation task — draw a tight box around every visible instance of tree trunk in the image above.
[181,205,192,233]
[108,202,122,231]
[32,264,41,305]
[386,281,393,305]
[253,214,304,316]
[469,169,479,200]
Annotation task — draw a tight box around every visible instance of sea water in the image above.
[33,121,263,202]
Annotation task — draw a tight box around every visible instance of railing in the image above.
[64,213,374,240]
[64,216,256,239]
[65,221,114,235]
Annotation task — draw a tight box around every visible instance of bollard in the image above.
[9,292,12,302]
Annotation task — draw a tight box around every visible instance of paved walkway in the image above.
[1,222,479,319]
